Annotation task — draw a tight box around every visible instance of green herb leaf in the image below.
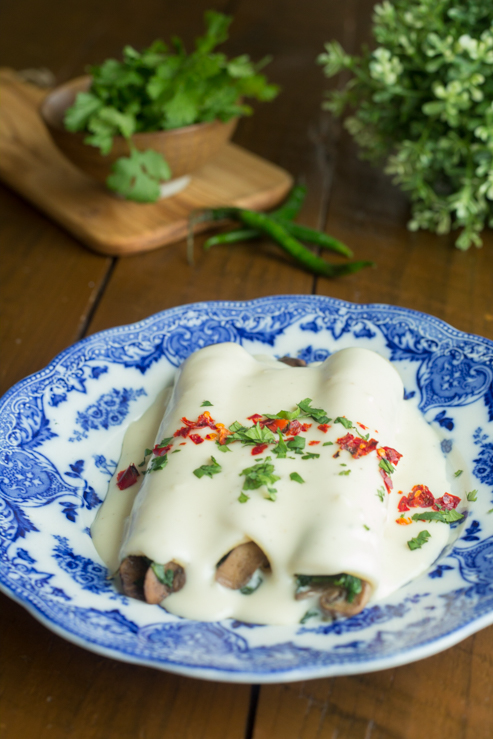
[155,437,173,448]
[238,491,250,504]
[215,441,232,453]
[376,487,385,502]
[290,472,305,484]
[193,456,222,479]
[264,407,301,421]
[201,400,213,407]
[407,530,431,550]
[230,421,275,445]
[240,570,263,595]
[467,490,478,502]
[300,609,319,624]
[301,452,320,460]
[138,447,153,467]
[287,436,306,454]
[297,398,330,424]
[150,563,175,588]
[454,470,463,477]
[147,455,169,473]
[379,458,395,475]
[296,573,362,603]
[106,148,172,203]
[339,469,351,476]
[363,524,370,531]
[240,460,280,492]
[334,416,353,429]
[411,510,464,524]
[272,430,288,459]
[322,441,334,446]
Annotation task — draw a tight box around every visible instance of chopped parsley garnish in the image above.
[378,458,395,474]
[138,447,153,467]
[300,609,319,624]
[488,509,493,514]
[454,469,463,477]
[155,436,173,448]
[322,441,334,446]
[407,530,431,550]
[215,441,232,453]
[201,400,213,407]
[150,563,175,588]
[193,456,222,479]
[272,430,288,459]
[302,452,320,460]
[146,455,169,473]
[296,573,363,603]
[334,416,353,430]
[363,524,370,531]
[264,407,301,421]
[339,469,351,476]
[230,421,275,445]
[297,398,331,425]
[238,491,250,504]
[376,487,385,502]
[290,472,305,484]
[240,459,280,496]
[171,449,181,454]
[467,490,478,502]
[287,436,306,454]
[229,421,245,433]
[411,510,464,524]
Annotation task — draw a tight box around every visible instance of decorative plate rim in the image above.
[1,295,492,683]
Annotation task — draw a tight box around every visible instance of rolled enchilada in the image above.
[92,343,458,624]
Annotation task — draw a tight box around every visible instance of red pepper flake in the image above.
[433,493,461,511]
[248,413,263,424]
[252,443,268,456]
[398,496,410,512]
[317,423,331,433]
[357,422,368,430]
[287,420,302,436]
[337,433,378,459]
[116,464,140,490]
[379,467,393,493]
[153,443,172,457]
[377,446,403,466]
[333,450,341,458]
[407,484,434,508]
[205,433,217,441]
[396,516,412,526]
[189,433,204,445]
[308,440,320,446]
[264,418,289,433]
[300,422,312,433]
[179,442,186,446]
[174,426,190,438]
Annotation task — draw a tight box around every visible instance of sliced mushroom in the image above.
[319,580,371,617]
[119,555,149,600]
[215,541,269,589]
[278,356,307,367]
[144,561,186,604]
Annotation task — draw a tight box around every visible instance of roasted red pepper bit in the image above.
[205,433,217,440]
[264,418,289,433]
[378,446,403,466]
[337,433,378,458]
[317,423,331,433]
[398,495,410,512]
[379,467,393,493]
[308,440,320,446]
[287,419,302,436]
[252,443,268,456]
[247,413,263,424]
[153,443,172,457]
[433,493,461,511]
[189,433,204,445]
[116,464,140,490]
[174,426,190,438]
[407,484,435,508]
[396,516,412,526]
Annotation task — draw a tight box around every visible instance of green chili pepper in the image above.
[210,208,372,277]
[272,219,353,257]
[203,185,307,250]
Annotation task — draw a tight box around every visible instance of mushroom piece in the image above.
[119,555,149,600]
[215,541,269,589]
[295,576,372,617]
[278,356,307,367]
[144,561,186,604]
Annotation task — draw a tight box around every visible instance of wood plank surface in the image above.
[1,1,493,739]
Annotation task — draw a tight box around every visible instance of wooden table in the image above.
[1,1,492,737]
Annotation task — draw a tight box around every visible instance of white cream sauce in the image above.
[92,344,465,625]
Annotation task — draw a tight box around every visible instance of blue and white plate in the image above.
[1,296,492,683]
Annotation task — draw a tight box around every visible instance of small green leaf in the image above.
[334,416,353,429]
[322,441,334,446]
[215,442,232,453]
[272,430,288,459]
[411,510,463,524]
[454,470,463,477]
[300,609,319,624]
[201,400,213,407]
[301,452,320,460]
[238,491,250,503]
[151,563,175,588]
[467,490,478,502]
[376,487,385,502]
[407,530,431,550]
[339,469,351,476]
[297,398,330,424]
[193,456,222,479]
[290,472,305,484]
[106,148,172,203]
[287,436,306,453]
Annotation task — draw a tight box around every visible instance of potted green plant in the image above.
[319,0,493,249]
[40,11,279,202]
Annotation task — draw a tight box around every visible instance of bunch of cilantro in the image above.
[64,11,279,203]
[318,0,493,249]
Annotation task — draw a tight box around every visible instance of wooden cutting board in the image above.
[0,68,293,256]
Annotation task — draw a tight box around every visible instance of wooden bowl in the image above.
[39,76,239,186]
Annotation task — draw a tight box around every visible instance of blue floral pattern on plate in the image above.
[0,296,492,682]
